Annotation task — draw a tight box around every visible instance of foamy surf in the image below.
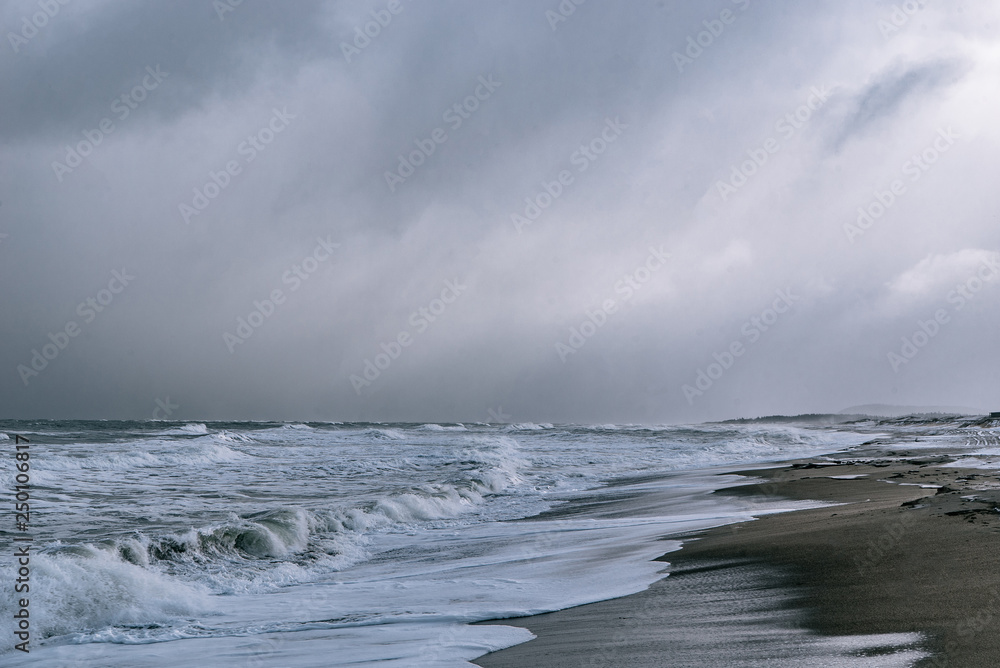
[419,423,469,431]
[159,422,209,435]
[1,417,982,665]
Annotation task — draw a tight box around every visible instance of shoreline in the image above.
[474,448,1000,667]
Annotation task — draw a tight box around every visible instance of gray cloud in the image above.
[2,0,999,422]
[832,58,967,149]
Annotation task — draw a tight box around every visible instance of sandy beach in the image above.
[476,446,1000,667]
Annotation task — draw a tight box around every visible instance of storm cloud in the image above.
[2,0,999,422]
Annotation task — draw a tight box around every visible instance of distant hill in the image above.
[723,413,858,425]
[720,405,992,425]
[838,404,986,418]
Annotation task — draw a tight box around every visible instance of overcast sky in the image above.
[1,0,998,423]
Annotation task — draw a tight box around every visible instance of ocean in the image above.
[1,417,992,666]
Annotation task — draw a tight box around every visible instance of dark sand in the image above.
[475,451,1000,667]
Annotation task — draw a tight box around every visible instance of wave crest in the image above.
[162,423,208,435]
[0,547,211,652]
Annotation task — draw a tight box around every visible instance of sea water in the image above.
[0,418,987,666]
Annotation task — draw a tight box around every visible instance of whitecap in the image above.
[0,547,212,653]
[419,423,468,431]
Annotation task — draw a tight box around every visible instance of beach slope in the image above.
[476,454,1000,667]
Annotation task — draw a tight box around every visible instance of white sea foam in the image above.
[212,430,255,444]
[161,422,208,435]
[29,440,249,474]
[0,547,212,653]
[419,423,468,431]
[942,456,1000,469]
[504,422,549,431]
[1,419,948,666]
[363,427,407,440]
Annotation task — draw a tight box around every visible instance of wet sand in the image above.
[475,451,1000,667]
